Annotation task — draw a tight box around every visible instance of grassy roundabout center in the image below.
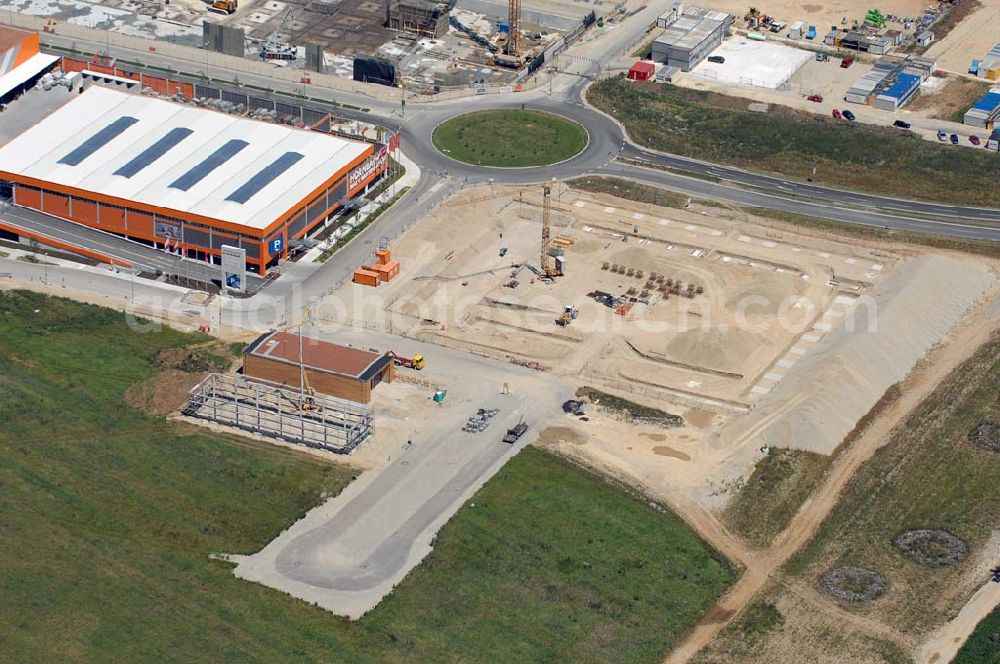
[432,109,588,167]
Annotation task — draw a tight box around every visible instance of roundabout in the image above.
[431,109,588,168]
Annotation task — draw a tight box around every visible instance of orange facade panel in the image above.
[70,197,98,225]
[42,191,69,218]
[12,33,39,68]
[13,185,40,208]
[97,203,127,234]
[127,210,154,238]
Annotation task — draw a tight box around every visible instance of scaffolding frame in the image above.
[184,373,373,454]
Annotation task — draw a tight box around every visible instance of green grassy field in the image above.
[588,76,1000,207]
[432,109,588,167]
[787,334,1000,632]
[568,175,693,209]
[0,290,735,663]
[695,335,1000,664]
[955,605,1000,664]
[723,448,829,549]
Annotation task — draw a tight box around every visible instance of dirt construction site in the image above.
[325,182,998,499]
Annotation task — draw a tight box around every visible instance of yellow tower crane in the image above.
[506,0,521,57]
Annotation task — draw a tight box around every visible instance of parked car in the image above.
[840,56,854,68]
[970,134,981,145]
[807,94,823,102]
[950,133,959,145]
[937,129,948,141]
[832,109,842,119]
[707,55,725,64]
[892,119,911,129]
[816,53,829,62]
[842,109,856,121]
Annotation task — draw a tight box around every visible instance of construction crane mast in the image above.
[506,0,521,57]
[540,185,557,277]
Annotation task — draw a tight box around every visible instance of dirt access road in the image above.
[917,577,1000,664]
[663,295,1000,664]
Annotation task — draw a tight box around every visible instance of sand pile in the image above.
[728,255,995,455]
[666,328,762,372]
[724,272,802,317]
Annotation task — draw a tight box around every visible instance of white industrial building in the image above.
[652,4,733,72]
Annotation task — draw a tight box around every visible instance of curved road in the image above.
[387,76,1000,239]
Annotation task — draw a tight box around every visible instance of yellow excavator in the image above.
[210,0,238,15]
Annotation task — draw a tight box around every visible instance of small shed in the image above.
[628,61,656,81]
[243,331,394,404]
[915,30,934,47]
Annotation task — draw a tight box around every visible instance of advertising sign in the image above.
[220,245,246,292]
[347,146,389,191]
[154,220,181,241]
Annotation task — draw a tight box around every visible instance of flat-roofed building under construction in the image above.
[243,331,395,404]
[0,86,388,275]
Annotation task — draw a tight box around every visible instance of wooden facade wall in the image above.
[242,355,393,404]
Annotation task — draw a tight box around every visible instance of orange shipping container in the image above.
[353,268,380,287]
[374,259,400,282]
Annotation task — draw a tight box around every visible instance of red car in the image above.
[970,134,981,145]
[832,109,842,120]
[840,56,854,68]
[807,94,823,103]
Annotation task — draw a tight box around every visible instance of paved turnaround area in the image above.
[232,328,571,617]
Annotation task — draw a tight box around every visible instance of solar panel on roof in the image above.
[113,127,194,179]
[58,116,139,166]
[225,152,305,204]
[169,139,249,191]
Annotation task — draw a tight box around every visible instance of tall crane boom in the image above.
[540,185,553,276]
[506,0,521,57]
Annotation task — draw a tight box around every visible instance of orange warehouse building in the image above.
[0,26,60,103]
[0,86,387,275]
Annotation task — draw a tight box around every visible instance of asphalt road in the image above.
[232,327,571,618]
[36,18,1000,241]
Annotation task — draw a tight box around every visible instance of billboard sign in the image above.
[220,245,246,292]
[348,146,389,191]
[154,220,181,241]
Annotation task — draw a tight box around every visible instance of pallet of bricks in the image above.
[353,248,401,287]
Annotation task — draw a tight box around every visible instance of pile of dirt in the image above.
[536,426,586,446]
[724,272,801,317]
[125,369,205,416]
[967,419,1000,452]
[892,529,969,567]
[666,328,761,372]
[819,566,888,602]
[153,346,231,373]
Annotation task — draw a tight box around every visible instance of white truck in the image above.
[788,20,805,39]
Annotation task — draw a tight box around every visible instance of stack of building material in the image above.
[353,268,380,286]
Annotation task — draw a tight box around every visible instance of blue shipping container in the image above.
[972,91,1000,112]
[881,72,921,105]
[499,20,509,33]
